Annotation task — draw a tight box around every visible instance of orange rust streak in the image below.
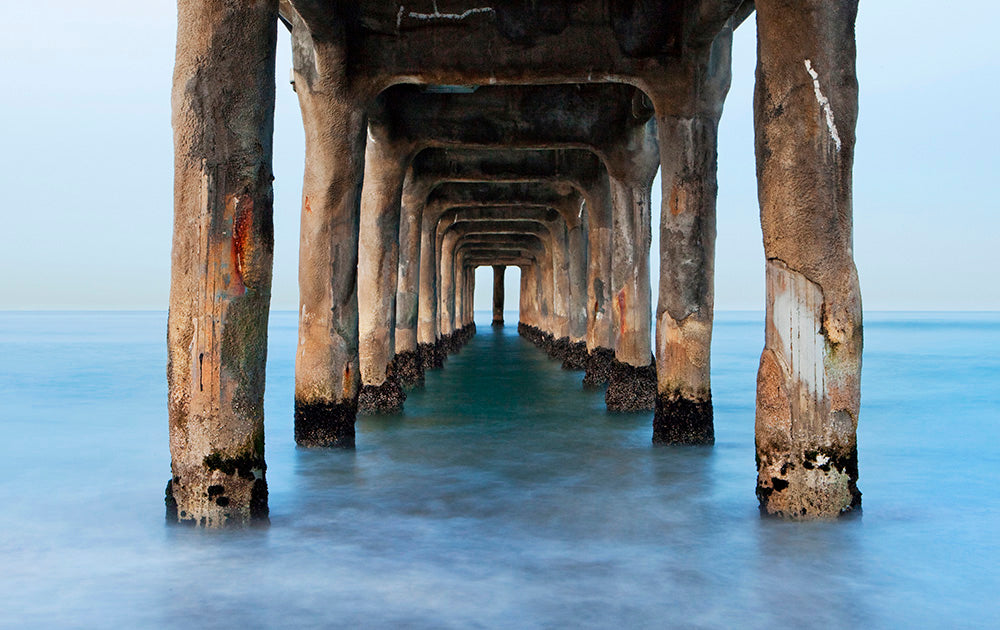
[669,184,684,216]
[304,196,312,213]
[230,194,254,294]
[616,289,627,336]
[342,364,352,399]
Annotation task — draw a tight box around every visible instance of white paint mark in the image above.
[803,59,842,152]
[397,2,494,29]
[768,260,826,400]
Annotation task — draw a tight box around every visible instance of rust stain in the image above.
[304,196,312,214]
[342,364,352,398]
[229,194,253,294]
[669,183,684,216]
[616,289,627,336]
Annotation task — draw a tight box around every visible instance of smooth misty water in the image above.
[0,311,997,628]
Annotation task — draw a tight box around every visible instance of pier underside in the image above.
[168,0,862,525]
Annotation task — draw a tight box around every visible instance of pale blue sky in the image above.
[1,1,997,310]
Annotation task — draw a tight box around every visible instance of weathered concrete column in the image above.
[454,261,466,333]
[754,0,862,519]
[438,230,459,346]
[548,218,573,357]
[492,265,506,326]
[519,264,538,331]
[653,115,719,443]
[417,204,445,370]
[166,0,276,527]
[651,28,733,444]
[583,174,616,387]
[564,208,590,370]
[394,171,425,386]
[292,15,368,447]
[357,122,410,413]
[605,122,660,411]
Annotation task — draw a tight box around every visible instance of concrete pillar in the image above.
[564,213,590,370]
[653,115,719,443]
[166,0,277,527]
[393,172,425,386]
[548,219,573,359]
[438,230,459,350]
[519,264,535,330]
[492,265,506,326]
[605,125,659,411]
[417,204,445,370]
[754,0,862,518]
[454,260,466,334]
[583,174,616,387]
[651,29,732,444]
[292,19,367,448]
[357,127,409,413]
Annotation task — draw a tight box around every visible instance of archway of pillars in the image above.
[451,231,556,346]
[358,83,658,406]
[169,0,862,525]
[446,223,564,342]
[398,147,617,387]
[355,80,665,420]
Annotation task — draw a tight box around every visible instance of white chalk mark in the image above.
[803,59,842,152]
[397,3,494,29]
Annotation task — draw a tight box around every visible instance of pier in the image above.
[167,0,862,526]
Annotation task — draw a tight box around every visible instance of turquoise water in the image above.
[0,311,997,628]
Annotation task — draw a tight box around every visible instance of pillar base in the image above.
[165,458,268,528]
[561,341,589,371]
[443,324,476,354]
[418,341,445,370]
[548,336,571,361]
[441,331,459,354]
[583,347,615,388]
[358,375,407,414]
[756,445,862,520]
[294,399,357,448]
[605,358,656,411]
[393,350,425,387]
[653,393,714,445]
[492,318,504,327]
[518,322,546,347]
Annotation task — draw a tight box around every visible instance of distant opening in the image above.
[474,265,521,326]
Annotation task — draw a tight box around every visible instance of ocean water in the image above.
[0,310,997,628]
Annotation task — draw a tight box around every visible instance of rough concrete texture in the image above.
[167,0,277,527]
[606,358,657,412]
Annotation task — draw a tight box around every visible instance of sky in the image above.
[1,1,997,311]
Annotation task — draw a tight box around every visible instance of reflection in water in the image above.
[0,311,997,627]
